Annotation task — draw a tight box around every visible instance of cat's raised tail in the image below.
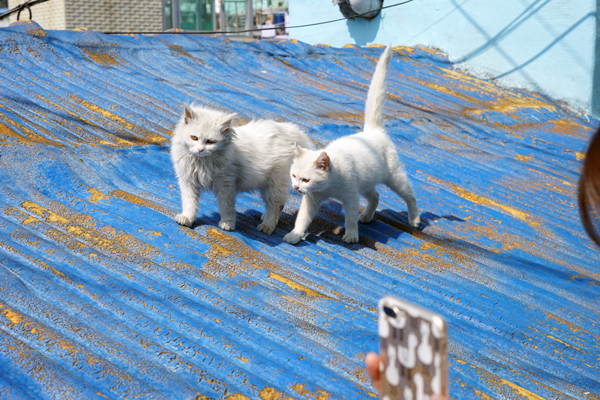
[364,44,393,131]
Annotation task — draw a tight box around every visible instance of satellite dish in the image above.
[333,0,383,20]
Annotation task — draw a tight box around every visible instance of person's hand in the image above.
[365,352,449,400]
[365,352,381,394]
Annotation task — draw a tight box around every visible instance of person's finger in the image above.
[365,352,381,394]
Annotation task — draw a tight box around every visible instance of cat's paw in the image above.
[410,215,421,228]
[342,232,359,243]
[219,220,236,231]
[260,213,266,222]
[359,212,374,224]
[257,223,275,235]
[283,231,303,245]
[175,214,194,227]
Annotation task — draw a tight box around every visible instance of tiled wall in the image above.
[8,0,163,32]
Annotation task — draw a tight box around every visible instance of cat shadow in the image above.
[205,200,464,252]
[197,207,600,290]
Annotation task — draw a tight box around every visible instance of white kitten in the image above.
[170,105,314,234]
[283,45,420,244]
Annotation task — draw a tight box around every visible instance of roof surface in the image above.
[0,20,599,400]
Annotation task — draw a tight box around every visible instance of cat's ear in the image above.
[315,152,330,172]
[183,104,195,124]
[220,113,237,131]
[294,142,305,157]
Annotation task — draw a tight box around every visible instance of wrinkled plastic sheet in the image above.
[0,20,599,400]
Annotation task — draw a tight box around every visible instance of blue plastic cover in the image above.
[0,20,599,399]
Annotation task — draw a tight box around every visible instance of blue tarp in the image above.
[0,20,598,399]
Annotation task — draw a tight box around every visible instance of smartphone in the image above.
[378,295,448,400]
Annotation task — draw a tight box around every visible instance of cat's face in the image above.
[290,145,330,194]
[174,105,236,157]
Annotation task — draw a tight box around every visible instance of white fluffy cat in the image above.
[171,105,314,234]
[283,45,420,244]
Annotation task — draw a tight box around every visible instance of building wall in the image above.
[8,0,163,32]
[290,0,599,117]
[65,0,163,32]
[8,0,66,29]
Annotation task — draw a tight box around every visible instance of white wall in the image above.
[8,0,66,29]
[290,0,599,116]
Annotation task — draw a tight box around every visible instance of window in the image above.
[164,0,214,31]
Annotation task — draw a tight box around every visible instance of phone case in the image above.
[378,295,448,400]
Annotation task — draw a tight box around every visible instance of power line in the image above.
[0,0,51,20]
[102,0,415,35]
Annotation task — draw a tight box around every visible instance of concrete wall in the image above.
[8,0,163,32]
[290,0,599,117]
[9,0,66,29]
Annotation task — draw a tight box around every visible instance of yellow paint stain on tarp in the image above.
[68,94,167,145]
[87,188,108,203]
[0,109,65,147]
[0,302,150,397]
[471,365,545,400]
[166,44,206,65]
[2,308,23,325]
[1,234,74,284]
[438,67,548,105]
[34,94,134,146]
[440,135,467,147]
[83,48,118,66]
[545,313,599,339]
[544,334,586,353]
[109,189,171,215]
[199,227,346,304]
[325,111,363,124]
[472,95,556,116]
[291,383,330,400]
[427,176,538,227]
[76,98,135,130]
[11,20,46,38]
[21,201,70,224]
[259,387,294,400]
[547,119,593,139]
[446,219,600,283]
[392,45,415,55]
[14,202,163,262]
[367,213,489,282]
[226,395,251,400]
[270,273,333,300]
[516,155,533,162]
[474,389,494,400]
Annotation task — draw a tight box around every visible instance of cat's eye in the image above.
[302,178,310,183]
[190,136,198,141]
[292,174,296,178]
[206,139,216,145]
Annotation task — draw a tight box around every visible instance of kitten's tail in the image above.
[364,44,392,131]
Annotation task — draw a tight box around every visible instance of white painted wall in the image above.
[290,0,599,116]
